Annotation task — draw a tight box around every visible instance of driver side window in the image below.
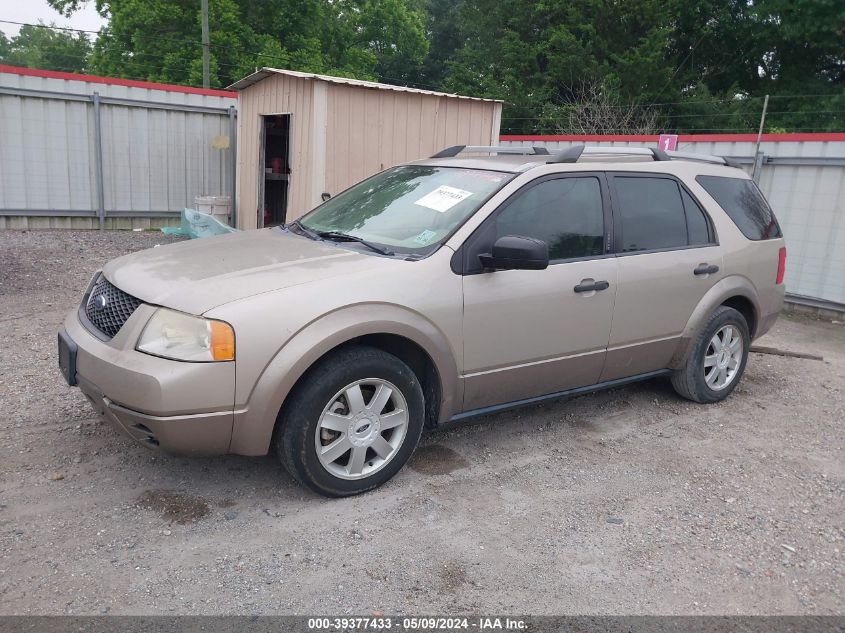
[495,176,605,261]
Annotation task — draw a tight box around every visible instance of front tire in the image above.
[275,345,425,497]
[671,306,750,404]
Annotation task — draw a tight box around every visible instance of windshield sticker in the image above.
[414,185,474,213]
[412,229,438,245]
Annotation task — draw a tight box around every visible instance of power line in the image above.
[504,126,843,133]
[503,110,845,121]
[507,94,845,111]
[0,19,202,44]
[0,19,102,34]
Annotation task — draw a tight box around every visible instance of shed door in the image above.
[259,113,291,227]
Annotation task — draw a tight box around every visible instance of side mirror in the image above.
[321,192,332,202]
[478,235,549,271]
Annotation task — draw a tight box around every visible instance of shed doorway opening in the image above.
[259,113,291,227]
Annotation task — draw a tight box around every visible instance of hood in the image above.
[102,228,392,314]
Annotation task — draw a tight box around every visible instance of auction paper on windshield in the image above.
[414,186,474,213]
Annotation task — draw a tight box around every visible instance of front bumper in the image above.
[62,301,236,455]
[76,374,233,454]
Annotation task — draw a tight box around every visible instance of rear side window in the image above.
[614,177,688,252]
[696,175,782,240]
[681,189,712,245]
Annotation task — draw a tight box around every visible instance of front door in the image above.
[601,173,723,380]
[460,174,618,411]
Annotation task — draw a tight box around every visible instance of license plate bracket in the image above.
[58,330,78,386]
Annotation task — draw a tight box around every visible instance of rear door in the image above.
[459,173,618,411]
[601,173,722,381]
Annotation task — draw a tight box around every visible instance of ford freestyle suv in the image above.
[58,145,786,497]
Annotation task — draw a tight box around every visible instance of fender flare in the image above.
[229,303,460,455]
[667,275,761,370]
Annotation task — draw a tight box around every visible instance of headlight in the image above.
[136,308,235,362]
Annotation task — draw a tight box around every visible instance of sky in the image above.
[0,0,107,38]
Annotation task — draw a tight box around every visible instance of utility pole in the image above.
[752,94,769,180]
[201,0,210,89]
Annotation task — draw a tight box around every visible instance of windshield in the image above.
[297,166,513,255]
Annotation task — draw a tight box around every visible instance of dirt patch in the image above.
[409,444,470,475]
[2,230,844,616]
[439,560,469,592]
[136,489,210,525]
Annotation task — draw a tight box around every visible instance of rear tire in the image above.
[671,306,750,404]
[275,345,425,497]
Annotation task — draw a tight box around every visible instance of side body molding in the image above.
[228,303,460,456]
[667,275,760,370]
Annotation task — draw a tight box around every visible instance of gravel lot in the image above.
[1,229,843,616]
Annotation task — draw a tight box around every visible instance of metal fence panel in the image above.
[501,137,845,307]
[0,91,96,212]
[0,69,237,226]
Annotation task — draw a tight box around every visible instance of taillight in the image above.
[776,247,786,285]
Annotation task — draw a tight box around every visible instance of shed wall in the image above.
[235,73,314,230]
[319,85,500,220]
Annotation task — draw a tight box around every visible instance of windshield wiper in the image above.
[314,230,395,256]
[285,219,321,240]
[286,221,394,256]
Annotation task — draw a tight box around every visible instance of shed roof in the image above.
[227,67,502,103]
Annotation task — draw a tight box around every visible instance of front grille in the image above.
[84,276,142,338]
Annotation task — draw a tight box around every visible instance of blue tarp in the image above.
[161,208,239,238]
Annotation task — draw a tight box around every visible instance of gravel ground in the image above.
[0,229,843,616]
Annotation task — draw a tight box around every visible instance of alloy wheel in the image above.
[703,324,743,391]
[314,378,409,480]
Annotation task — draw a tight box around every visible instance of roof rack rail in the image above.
[547,144,737,167]
[664,149,738,167]
[430,145,550,158]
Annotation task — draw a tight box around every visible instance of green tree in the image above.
[667,0,845,132]
[442,0,679,133]
[441,0,843,133]
[0,22,92,72]
[47,0,427,88]
[34,0,845,132]
[347,0,428,83]
[413,0,465,88]
[85,0,286,88]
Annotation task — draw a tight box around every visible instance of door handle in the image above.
[694,264,719,276]
[574,280,610,293]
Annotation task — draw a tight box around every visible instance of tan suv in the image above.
[58,145,786,496]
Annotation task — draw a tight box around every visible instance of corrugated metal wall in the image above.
[0,89,95,216]
[99,103,231,215]
[0,69,237,229]
[500,136,845,307]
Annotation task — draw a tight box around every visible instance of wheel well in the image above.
[279,334,443,430]
[721,296,757,337]
[355,334,442,428]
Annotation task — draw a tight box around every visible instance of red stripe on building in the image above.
[0,64,237,98]
[500,133,845,143]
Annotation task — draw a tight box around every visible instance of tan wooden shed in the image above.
[227,68,503,230]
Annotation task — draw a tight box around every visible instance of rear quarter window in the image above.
[696,175,782,240]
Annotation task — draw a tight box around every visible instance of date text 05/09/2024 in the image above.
[307,616,527,631]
